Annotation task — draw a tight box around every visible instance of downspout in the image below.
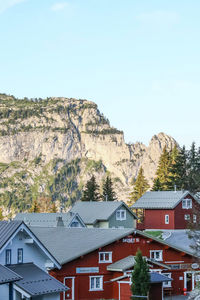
[9,283,13,300]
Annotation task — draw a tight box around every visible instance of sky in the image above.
[0,0,200,148]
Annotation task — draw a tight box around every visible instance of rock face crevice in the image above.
[0,94,177,211]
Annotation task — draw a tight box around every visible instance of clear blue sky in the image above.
[0,0,200,148]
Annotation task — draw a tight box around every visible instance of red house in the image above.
[30,226,200,300]
[132,190,200,230]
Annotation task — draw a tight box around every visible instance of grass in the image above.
[145,231,163,240]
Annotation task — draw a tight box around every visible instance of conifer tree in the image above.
[50,202,57,213]
[187,142,200,192]
[29,200,40,212]
[131,249,150,300]
[0,208,3,220]
[81,175,100,201]
[128,167,149,206]
[152,178,162,191]
[102,176,116,201]
[152,146,171,191]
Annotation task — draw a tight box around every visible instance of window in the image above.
[70,221,80,228]
[165,215,169,224]
[193,215,197,223]
[17,248,23,263]
[163,273,172,288]
[116,209,126,221]
[182,199,192,209]
[150,250,163,261]
[184,214,190,221]
[5,249,11,265]
[89,276,103,291]
[99,252,112,263]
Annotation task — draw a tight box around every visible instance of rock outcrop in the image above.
[0,94,177,213]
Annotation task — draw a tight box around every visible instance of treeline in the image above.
[129,143,200,205]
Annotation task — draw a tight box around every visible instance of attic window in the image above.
[116,209,126,221]
[70,221,81,228]
[182,199,192,209]
[99,252,112,263]
[150,250,163,261]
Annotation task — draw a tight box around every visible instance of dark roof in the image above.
[150,272,173,283]
[132,190,195,209]
[0,221,23,249]
[30,227,134,265]
[8,263,68,296]
[70,201,137,224]
[15,212,86,228]
[0,264,22,284]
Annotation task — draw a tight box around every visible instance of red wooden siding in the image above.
[50,231,198,300]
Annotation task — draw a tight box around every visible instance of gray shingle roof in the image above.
[107,256,136,272]
[150,272,172,283]
[0,264,22,284]
[132,190,193,209]
[8,263,68,296]
[70,201,136,224]
[30,227,134,265]
[0,221,23,250]
[15,212,85,228]
[107,256,171,272]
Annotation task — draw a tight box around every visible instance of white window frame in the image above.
[184,214,190,221]
[116,209,126,221]
[89,276,103,291]
[99,252,112,263]
[162,273,172,288]
[182,199,192,209]
[193,214,197,223]
[150,250,163,261]
[165,215,169,224]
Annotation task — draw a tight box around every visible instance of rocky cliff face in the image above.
[0,94,177,214]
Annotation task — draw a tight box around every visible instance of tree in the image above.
[128,167,149,206]
[29,200,40,212]
[131,249,150,300]
[101,176,116,201]
[81,175,100,201]
[0,207,4,220]
[152,146,171,191]
[50,202,57,213]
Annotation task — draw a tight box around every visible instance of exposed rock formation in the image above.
[0,94,177,213]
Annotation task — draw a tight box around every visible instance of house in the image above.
[132,190,200,230]
[0,221,68,300]
[15,212,86,228]
[29,226,200,299]
[70,201,137,228]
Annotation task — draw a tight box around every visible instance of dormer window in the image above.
[116,209,126,221]
[182,199,192,209]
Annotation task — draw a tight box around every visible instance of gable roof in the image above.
[0,264,22,284]
[15,212,86,228]
[29,226,196,267]
[70,201,137,224]
[8,263,68,296]
[0,221,61,269]
[132,190,195,209]
[30,227,134,265]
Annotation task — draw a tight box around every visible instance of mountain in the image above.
[0,93,177,215]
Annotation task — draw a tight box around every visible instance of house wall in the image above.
[33,293,60,300]
[50,232,197,300]
[144,209,175,229]
[0,230,51,271]
[109,206,136,229]
[174,194,200,229]
[0,283,9,300]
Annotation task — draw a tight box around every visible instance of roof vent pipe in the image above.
[174,185,177,192]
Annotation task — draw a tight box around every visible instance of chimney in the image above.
[56,216,64,227]
[174,185,177,192]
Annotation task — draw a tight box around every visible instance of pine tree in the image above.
[131,249,150,300]
[128,167,149,206]
[152,178,162,191]
[50,202,57,213]
[102,176,116,201]
[0,207,3,220]
[81,175,100,201]
[29,200,40,212]
[187,142,200,192]
[152,146,171,191]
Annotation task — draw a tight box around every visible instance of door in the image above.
[64,277,75,300]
